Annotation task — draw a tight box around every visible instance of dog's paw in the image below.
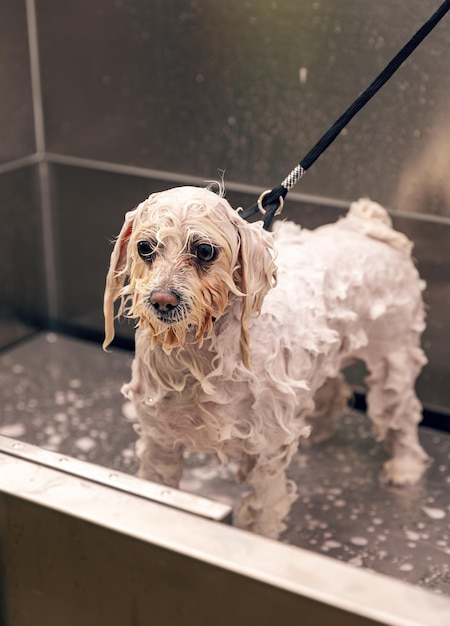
[381,454,428,486]
[236,480,297,539]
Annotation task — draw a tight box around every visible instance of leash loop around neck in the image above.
[239,0,450,231]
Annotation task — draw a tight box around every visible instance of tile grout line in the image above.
[0,154,42,176]
[25,0,45,156]
[46,152,450,226]
[46,152,351,209]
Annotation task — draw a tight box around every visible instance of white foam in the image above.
[122,401,137,422]
[0,423,26,438]
[422,506,446,520]
[75,437,96,452]
[399,563,414,572]
[321,540,342,551]
[350,536,368,546]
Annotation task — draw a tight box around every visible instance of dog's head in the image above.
[103,186,276,368]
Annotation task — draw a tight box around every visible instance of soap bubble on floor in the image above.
[75,436,96,453]
[0,422,26,438]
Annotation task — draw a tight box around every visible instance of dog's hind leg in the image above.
[364,346,429,485]
[306,374,352,443]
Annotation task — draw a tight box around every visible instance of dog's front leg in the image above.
[135,429,184,489]
[122,363,184,489]
[236,446,298,539]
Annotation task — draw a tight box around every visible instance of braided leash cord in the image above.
[240,0,450,230]
[282,164,306,191]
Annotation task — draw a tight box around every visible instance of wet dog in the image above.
[104,186,428,537]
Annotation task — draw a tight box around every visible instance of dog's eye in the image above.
[195,243,216,263]
[137,240,155,261]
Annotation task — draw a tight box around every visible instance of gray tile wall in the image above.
[0,1,35,163]
[0,2,42,347]
[0,166,47,347]
[36,0,450,209]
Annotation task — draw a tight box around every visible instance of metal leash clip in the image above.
[257,190,284,216]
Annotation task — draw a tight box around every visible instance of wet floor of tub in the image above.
[1,332,449,596]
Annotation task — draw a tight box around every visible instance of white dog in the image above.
[104,186,428,538]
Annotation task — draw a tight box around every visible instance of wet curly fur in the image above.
[104,186,428,538]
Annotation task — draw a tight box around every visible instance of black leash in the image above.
[240,0,450,230]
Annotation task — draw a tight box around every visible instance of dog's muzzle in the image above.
[147,289,188,324]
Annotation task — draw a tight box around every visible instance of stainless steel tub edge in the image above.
[0,438,449,626]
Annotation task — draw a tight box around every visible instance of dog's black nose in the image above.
[149,290,180,312]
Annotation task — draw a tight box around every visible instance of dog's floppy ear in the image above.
[234,219,277,369]
[103,208,138,349]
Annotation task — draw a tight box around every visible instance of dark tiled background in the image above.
[0,2,35,163]
[1,0,450,411]
[36,0,450,205]
[0,165,47,346]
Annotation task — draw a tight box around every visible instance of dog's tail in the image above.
[341,198,413,255]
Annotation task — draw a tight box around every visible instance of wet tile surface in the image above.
[1,332,449,596]
[284,416,450,595]
[0,333,137,473]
